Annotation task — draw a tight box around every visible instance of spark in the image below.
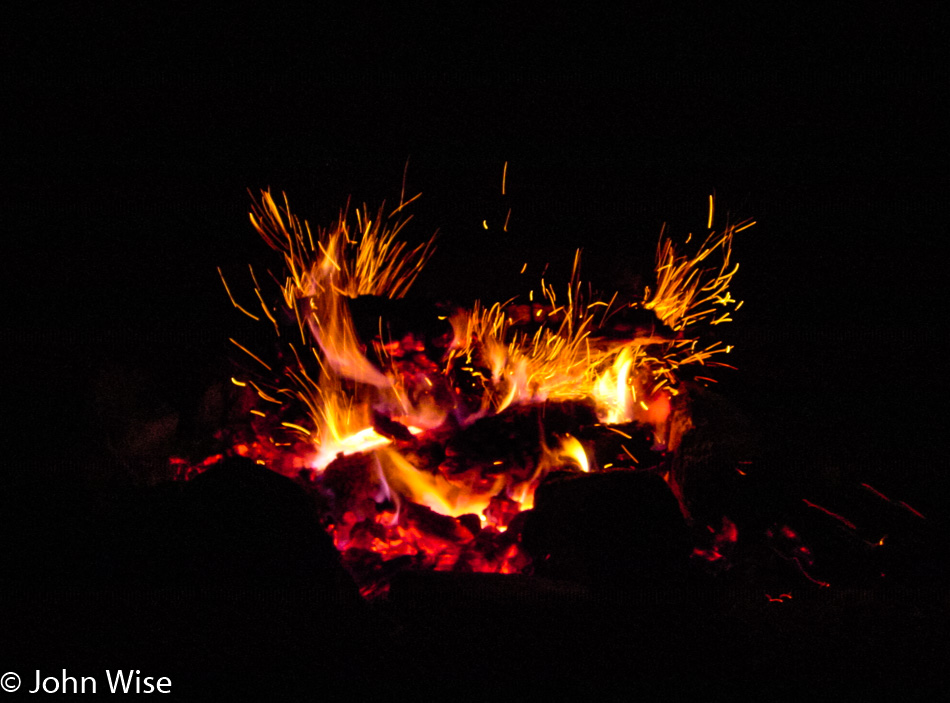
[861,482,891,502]
[248,381,282,404]
[281,422,312,436]
[734,220,756,234]
[229,338,273,371]
[898,501,926,519]
[389,191,422,217]
[218,267,260,321]
[765,592,793,603]
[644,219,749,334]
[771,548,831,588]
[803,499,858,530]
[253,284,279,334]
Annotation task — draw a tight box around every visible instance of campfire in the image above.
[173,178,759,596]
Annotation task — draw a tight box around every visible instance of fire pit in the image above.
[8,174,947,699]
[173,178,764,596]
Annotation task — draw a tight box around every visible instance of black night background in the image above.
[3,4,948,698]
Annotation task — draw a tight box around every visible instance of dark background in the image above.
[3,4,948,696]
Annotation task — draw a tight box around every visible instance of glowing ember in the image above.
[176,177,754,594]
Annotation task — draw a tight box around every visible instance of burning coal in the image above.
[176,179,756,595]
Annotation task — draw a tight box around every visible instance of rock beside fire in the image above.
[5,456,426,697]
[523,470,692,587]
[99,456,353,588]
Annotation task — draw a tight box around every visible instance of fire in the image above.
[555,434,589,474]
[187,179,753,594]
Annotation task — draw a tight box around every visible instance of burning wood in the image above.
[175,179,756,595]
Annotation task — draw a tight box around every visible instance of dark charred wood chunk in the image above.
[317,452,385,523]
[669,382,757,525]
[457,513,483,537]
[584,421,659,470]
[402,501,475,543]
[371,409,416,442]
[523,471,692,587]
[444,400,599,476]
[399,439,446,474]
[485,493,522,529]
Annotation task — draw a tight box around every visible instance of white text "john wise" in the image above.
[29,669,171,693]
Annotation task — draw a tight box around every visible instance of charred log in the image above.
[442,400,598,477]
[523,471,692,587]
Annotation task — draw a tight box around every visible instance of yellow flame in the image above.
[377,448,498,518]
[592,346,636,424]
[558,434,589,473]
